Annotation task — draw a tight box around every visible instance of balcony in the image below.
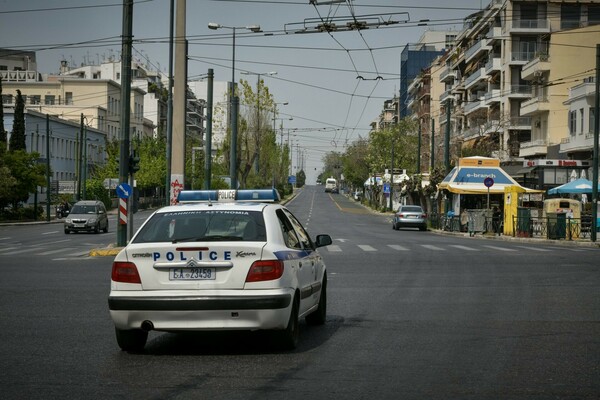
[484,89,501,105]
[519,139,548,157]
[509,116,532,130]
[487,26,503,43]
[464,96,487,115]
[440,68,458,83]
[464,68,486,90]
[568,80,595,101]
[521,54,550,81]
[0,70,39,82]
[507,85,532,99]
[520,95,550,116]
[510,51,536,64]
[509,19,550,34]
[560,132,595,154]
[465,38,491,63]
[485,56,501,74]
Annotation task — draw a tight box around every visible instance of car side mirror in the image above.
[315,234,332,248]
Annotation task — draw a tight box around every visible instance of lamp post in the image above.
[208,22,261,189]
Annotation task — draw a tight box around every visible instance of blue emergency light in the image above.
[177,189,280,204]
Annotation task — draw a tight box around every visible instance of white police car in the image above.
[108,189,332,351]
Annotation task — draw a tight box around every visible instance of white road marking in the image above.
[0,247,19,253]
[421,244,445,251]
[516,246,552,252]
[482,245,518,252]
[327,245,342,252]
[42,231,60,235]
[388,244,410,251]
[358,245,377,252]
[37,248,76,256]
[449,245,479,251]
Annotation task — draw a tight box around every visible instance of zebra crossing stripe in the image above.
[421,244,445,251]
[449,245,479,251]
[357,245,377,252]
[388,244,409,251]
[327,245,342,252]
[482,245,517,252]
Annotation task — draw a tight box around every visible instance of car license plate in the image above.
[169,268,215,280]
[408,215,417,218]
[74,223,85,227]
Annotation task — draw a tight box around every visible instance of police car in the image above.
[108,189,332,352]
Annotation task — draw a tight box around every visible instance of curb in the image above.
[89,247,123,257]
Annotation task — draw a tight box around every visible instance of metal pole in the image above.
[417,119,421,174]
[255,73,260,174]
[230,27,238,189]
[592,44,599,242]
[82,126,87,200]
[445,99,451,173]
[430,118,435,170]
[117,0,133,246]
[390,136,394,212]
[165,0,174,205]
[46,114,51,222]
[78,113,84,201]
[204,68,213,189]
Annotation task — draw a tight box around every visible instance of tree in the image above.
[8,90,26,151]
[341,138,370,189]
[3,150,46,210]
[0,78,7,145]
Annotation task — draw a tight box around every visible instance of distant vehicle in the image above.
[392,205,427,231]
[64,200,108,234]
[325,178,337,193]
[353,190,363,201]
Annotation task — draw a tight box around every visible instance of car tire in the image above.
[419,226,427,231]
[103,221,109,233]
[115,328,147,352]
[64,229,70,234]
[276,295,299,350]
[306,275,327,326]
[94,224,100,234]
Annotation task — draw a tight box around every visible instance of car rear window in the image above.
[132,210,267,243]
[400,206,423,212]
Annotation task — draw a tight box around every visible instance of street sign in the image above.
[383,183,390,194]
[116,183,132,199]
[288,175,296,184]
[484,177,494,188]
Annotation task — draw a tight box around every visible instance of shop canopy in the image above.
[547,178,593,195]
[438,157,539,195]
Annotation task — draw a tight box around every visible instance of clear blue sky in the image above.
[1,0,483,183]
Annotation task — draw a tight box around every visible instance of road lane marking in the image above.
[358,245,377,252]
[482,245,518,252]
[327,245,342,252]
[1,248,42,255]
[0,237,11,241]
[42,231,59,235]
[0,247,19,253]
[449,245,479,251]
[516,246,552,252]
[388,244,409,251]
[37,248,76,256]
[421,244,445,251]
[31,239,70,247]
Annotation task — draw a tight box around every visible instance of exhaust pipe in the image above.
[141,320,154,331]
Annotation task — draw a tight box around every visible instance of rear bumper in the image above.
[108,291,293,331]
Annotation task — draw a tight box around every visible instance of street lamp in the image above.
[208,22,261,189]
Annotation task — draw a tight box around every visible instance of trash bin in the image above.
[516,207,531,237]
[547,212,566,240]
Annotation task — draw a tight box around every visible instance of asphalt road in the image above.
[0,187,598,399]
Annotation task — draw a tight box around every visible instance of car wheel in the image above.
[103,221,109,233]
[115,328,147,352]
[64,229,70,234]
[94,223,100,234]
[276,295,299,350]
[306,275,326,326]
[419,225,427,231]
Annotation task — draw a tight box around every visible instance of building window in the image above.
[30,95,41,105]
[65,92,73,105]
[45,95,55,105]
[2,94,12,105]
[561,4,581,29]
[569,110,577,135]
[588,5,600,25]
[590,108,596,134]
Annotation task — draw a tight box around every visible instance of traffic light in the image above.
[129,152,140,174]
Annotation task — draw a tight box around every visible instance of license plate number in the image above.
[169,268,215,280]
[74,223,85,227]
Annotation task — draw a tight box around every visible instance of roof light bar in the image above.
[178,189,280,204]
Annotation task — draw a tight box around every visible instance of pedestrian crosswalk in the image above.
[319,243,596,254]
[0,243,94,259]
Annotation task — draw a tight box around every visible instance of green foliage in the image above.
[296,170,306,188]
[2,150,46,210]
[134,135,166,189]
[0,78,6,144]
[341,138,369,188]
[8,90,26,151]
[85,179,111,209]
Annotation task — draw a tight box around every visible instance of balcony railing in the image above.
[465,38,490,62]
[464,68,486,88]
[511,51,536,63]
[508,85,533,96]
[511,19,550,30]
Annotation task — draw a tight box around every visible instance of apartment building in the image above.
[437,0,600,166]
[370,96,399,132]
[560,76,597,162]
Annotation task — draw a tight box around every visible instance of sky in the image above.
[0,0,484,184]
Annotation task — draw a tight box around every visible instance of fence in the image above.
[511,215,595,241]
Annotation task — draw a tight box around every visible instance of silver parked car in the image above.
[392,205,427,231]
[64,200,109,234]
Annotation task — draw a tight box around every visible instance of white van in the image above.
[325,178,337,193]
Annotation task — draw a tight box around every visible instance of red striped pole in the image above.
[119,198,127,225]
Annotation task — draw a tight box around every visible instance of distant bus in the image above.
[325,178,337,193]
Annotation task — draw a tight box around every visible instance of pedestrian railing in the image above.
[512,215,594,241]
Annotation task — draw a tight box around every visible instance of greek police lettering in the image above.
[132,253,153,258]
[153,250,232,261]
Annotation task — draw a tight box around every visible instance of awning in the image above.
[438,163,540,194]
[515,166,536,175]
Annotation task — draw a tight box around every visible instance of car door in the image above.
[281,209,323,316]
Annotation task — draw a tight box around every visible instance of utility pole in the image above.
[165,0,174,205]
[204,68,214,190]
[592,44,599,243]
[417,119,421,174]
[430,118,435,171]
[445,99,451,173]
[171,0,186,202]
[46,114,50,222]
[117,0,133,247]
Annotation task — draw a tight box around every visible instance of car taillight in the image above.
[398,214,405,218]
[246,260,284,282]
[111,261,141,284]
[422,213,427,218]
